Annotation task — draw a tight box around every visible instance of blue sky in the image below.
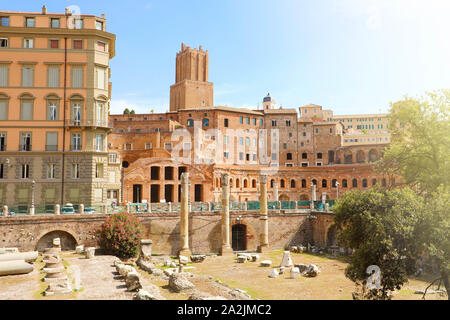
[4,0,450,115]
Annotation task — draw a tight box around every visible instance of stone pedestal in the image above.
[79,204,84,215]
[220,173,233,255]
[54,204,60,215]
[85,247,95,259]
[178,173,191,257]
[2,205,7,217]
[29,206,35,215]
[139,239,152,261]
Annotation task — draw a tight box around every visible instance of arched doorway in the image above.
[327,225,337,247]
[232,224,247,251]
[279,194,289,201]
[36,230,77,252]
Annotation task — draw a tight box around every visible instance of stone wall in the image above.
[0,211,331,253]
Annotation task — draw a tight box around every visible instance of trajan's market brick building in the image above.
[108,43,393,204]
[0,7,121,211]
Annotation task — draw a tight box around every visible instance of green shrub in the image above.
[95,212,144,258]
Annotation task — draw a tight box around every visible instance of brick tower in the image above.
[169,43,213,111]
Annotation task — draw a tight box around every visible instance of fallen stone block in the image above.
[290,267,301,279]
[179,255,189,265]
[44,281,72,296]
[136,259,155,273]
[75,245,84,254]
[117,264,136,277]
[125,271,142,291]
[237,256,247,263]
[0,248,19,254]
[269,268,279,278]
[168,273,195,292]
[190,255,206,263]
[251,254,260,262]
[303,264,320,277]
[260,260,272,267]
[188,291,227,300]
[133,289,157,300]
[0,251,38,263]
[0,260,33,276]
[294,264,308,273]
[280,251,293,267]
[139,239,152,261]
[85,247,95,259]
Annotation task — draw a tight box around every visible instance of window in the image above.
[253,118,256,125]
[287,153,292,160]
[95,163,104,178]
[72,103,81,124]
[239,137,244,145]
[26,17,35,27]
[283,143,287,149]
[352,179,358,188]
[124,143,132,150]
[224,118,229,127]
[271,153,277,160]
[315,128,319,134]
[286,120,291,126]
[47,66,59,87]
[145,142,152,150]
[23,39,34,48]
[317,152,322,159]
[239,116,243,124]
[239,152,244,160]
[362,179,368,188]
[0,38,8,48]
[246,117,250,125]
[45,132,58,151]
[47,163,56,179]
[96,134,104,151]
[21,164,29,179]
[372,178,377,186]
[224,152,229,159]
[47,102,58,120]
[260,119,263,126]
[246,153,250,161]
[72,163,80,179]
[164,143,172,151]
[72,66,84,88]
[342,179,348,188]
[301,163,308,167]
[252,153,257,161]
[0,17,10,27]
[0,100,7,120]
[291,179,296,188]
[51,18,60,28]
[202,118,209,127]
[246,137,250,146]
[0,64,8,86]
[71,133,81,151]
[272,120,277,127]
[73,40,83,49]
[0,163,3,178]
[74,19,83,29]
[316,162,322,166]
[187,119,193,127]
[97,67,106,89]
[301,179,306,188]
[302,132,306,137]
[223,135,228,145]
[302,153,307,159]
[96,21,103,30]
[20,100,33,120]
[22,66,34,87]
[97,41,106,51]
[0,132,6,151]
[50,39,59,49]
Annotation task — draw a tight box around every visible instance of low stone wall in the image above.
[0,211,332,253]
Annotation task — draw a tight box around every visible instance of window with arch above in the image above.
[332,179,337,187]
[187,119,193,127]
[372,178,377,186]
[301,179,306,188]
[202,118,209,127]
[352,178,358,188]
[362,179,368,187]
[322,179,327,188]
[342,179,348,188]
[291,179,295,188]
[280,179,285,188]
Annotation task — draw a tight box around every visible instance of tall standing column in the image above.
[220,173,233,255]
[273,181,279,202]
[258,174,270,253]
[178,172,191,257]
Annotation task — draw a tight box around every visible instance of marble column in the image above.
[258,174,270,253]
[273,181,279,202]
[178,172,191,257]
[220,173,233,255]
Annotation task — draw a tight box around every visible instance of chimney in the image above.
[42,5,47,15]
[101,13,105,19]
[65,7,71,15]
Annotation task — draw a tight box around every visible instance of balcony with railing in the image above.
[108,152,120,164]
[65,119,113,129]
[19,144,32,151]
[45,145,58,151]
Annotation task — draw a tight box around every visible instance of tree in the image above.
[376,89,450,299]
[334,187,424,299]
[123,108,130,115]
[130,109,135,114]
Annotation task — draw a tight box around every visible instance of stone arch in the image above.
[356,150,365,163]
[368,149,379,162]
[326,225,337,247]
[279,194,289,201]
[231,224,247,251]
[299,194,309,201]
[344,150,353,164]
[230,218,257,251]
[35,229,78,252]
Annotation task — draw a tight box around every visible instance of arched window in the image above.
[270,179,274,188]
[332,179,337,187]
[312,179,317,186]
[322,179,327,188]
[280,179,285,188]
[342,179,348,188]
[236,179,240,188]
[382,178,387,187]
[290,179,295,188]
[252,179,256,188]
[352,178,358,188]
[362,179,368,188]
[187,119,194,127]
[301,179,306,188]
[202,118,209,127]
[372,178,377,186]
[243,179,248,188]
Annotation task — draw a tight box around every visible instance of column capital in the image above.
[181,172,189,184]
[260,174,268,184]
[221,173,230,186]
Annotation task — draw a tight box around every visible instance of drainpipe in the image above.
[61,37,67,205]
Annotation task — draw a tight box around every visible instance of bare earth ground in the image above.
[0,250,446,300]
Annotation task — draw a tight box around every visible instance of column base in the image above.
[220,246,234,256]
[178,248,192,258]
[257,244,270,253]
